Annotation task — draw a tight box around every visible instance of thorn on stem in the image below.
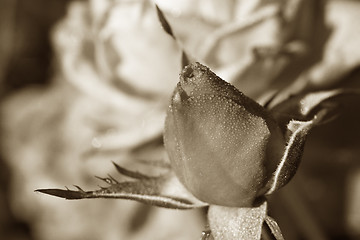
[73,185,86,193]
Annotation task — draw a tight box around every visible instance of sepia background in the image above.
[1,0,360,239]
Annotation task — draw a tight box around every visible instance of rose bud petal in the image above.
[164,62,285,207]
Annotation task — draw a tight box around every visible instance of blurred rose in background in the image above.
[1,0,360,239]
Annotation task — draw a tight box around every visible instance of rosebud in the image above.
[164,62,285,207]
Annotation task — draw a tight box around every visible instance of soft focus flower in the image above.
[155,0,360,101]
[155,0,311,100]
[53,0,182,152]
